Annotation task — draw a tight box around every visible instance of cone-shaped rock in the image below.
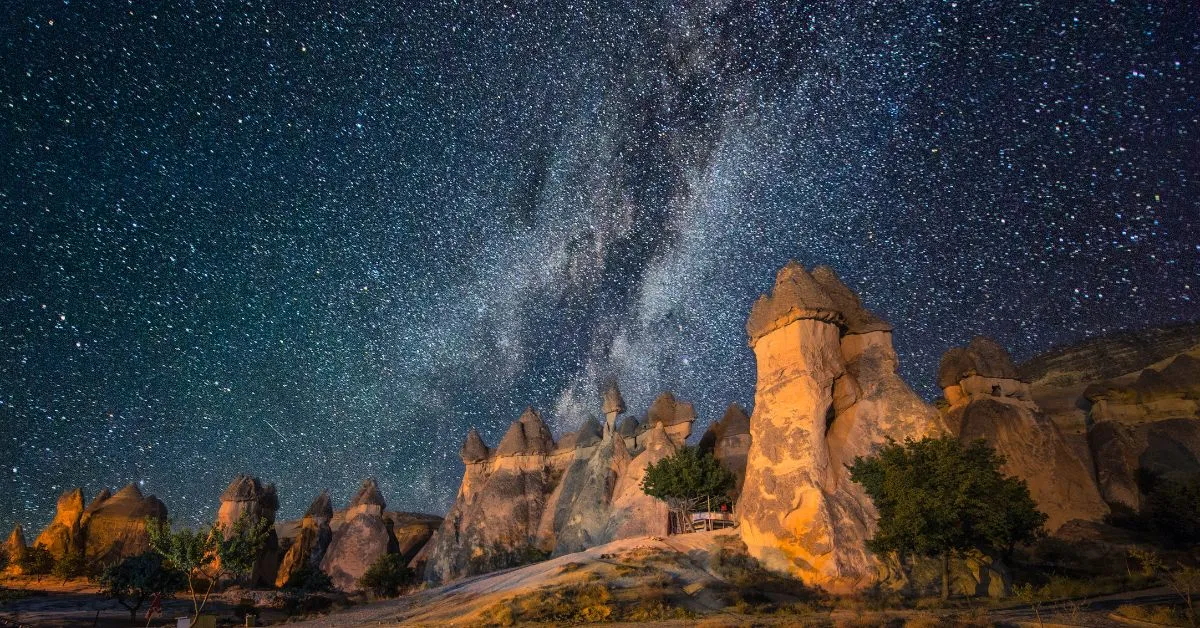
[460,428,490,463]
[82,484,167,565]
[35,488,85,560]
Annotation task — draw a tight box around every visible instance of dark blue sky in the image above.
[2,1,1197,530]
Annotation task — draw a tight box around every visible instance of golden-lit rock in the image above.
[35,488,85,560]
[82,484,167,566]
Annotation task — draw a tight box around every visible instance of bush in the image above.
[358,554,412,598]
[1142,473,1200,547]
[52,552,88,581]
[97,552,187,623]
[18,545,55,580]
[284,565,334,593]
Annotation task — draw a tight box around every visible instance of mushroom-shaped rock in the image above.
[460,428,490,463]
[646,392,696,427]
[699,404,753,493]
[617,416,640,438]
[746,261,844,345]
[574,416,603,449]
[304,490,334,523]
[217,475,280,587]
[495,407,554,456]
[602,382,626,416]
[939,337,1020,387]
[321,481,393,592]
[810,266,893,335]
[35,487,85,560]
[349,478,386,514]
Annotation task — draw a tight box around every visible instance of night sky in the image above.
[2,1,1197,531]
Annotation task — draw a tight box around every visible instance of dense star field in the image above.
[1,1,1197,530]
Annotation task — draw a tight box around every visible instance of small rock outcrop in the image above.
[275,491,334,588]
[82,484,167,565]
[939,338,1109,531]
[737,263,944,593]
[699,404,752,492]
[321,479,394,592]
[218,474,281,587]
[3,524,28,574]
[645,392,696,446]
[35,488,85,560]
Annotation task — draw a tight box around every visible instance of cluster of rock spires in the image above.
[9,263,1197,597]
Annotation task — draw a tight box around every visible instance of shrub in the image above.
[52,552,88,581]
[97,552,187,623]
[284,565,333,593]
[358,554,412,598]
[18,545,55,580]
[641,446,735,530]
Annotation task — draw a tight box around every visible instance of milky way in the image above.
[2,1,1197,530]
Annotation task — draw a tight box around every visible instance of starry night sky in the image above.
[2,1,1197,531]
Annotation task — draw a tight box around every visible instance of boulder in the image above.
[737,263,944,593]
[275,491,334,588]
[35,488,85,560]
[82,484,167,566]
[699,404,752,493]
[320,479,393,592]
[217,474,280,587]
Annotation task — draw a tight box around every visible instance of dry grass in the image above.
[1115,603,1190,626]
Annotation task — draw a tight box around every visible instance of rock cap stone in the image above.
[460,428,490,463]
[646,392,696,427]
[602,382,626,415]
[350,478,386,510]
[746,261,845,345]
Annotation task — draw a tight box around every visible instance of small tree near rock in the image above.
[52,551,88,582]
[98,551,187,623]
[640,446,735,533]
[849,436,1046,599]
[146,513,270,623]
[18,545,55,581]
[359,554,412,598]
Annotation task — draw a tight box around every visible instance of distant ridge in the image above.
[1018,321,1200,386]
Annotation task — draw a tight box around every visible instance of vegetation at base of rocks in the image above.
[97,551,187,623]
[358,554,413,598]
[478,581,697,626]
[641,445,736,526]
[850,436,1047,599]
[1108,471,1200,548]
[282,565,333,593]
[707,545,819,603]
[17,545,55,580]
[146,512,270,620]
[1116,603,1192,627]
[51,551,89,581]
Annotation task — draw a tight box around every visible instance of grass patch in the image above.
[1115,603,1190,626]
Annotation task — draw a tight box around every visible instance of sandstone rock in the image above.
[646,392,696,445]
[601,422,676,542]
[35,488,85,560]
[460,428,490,463]
[1089,418,1200,510]
[1019,321,1200,388]
[940,339,1108,531]
[275,490,334,588]
[602,381,626,434]
[737,263,944,593]
[3,524,27,574]
[495,407,555,456]
[699,404,752,493]
[82,484,167,566]
[218,474,280,587]
[539,431,633,554]
[321,479,393,592]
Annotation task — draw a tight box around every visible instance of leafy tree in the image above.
[641,446,735,533]
[52,551,88,582]
[359,554,412,598]
[1141,473,1200,547]
[97,551,187,623]
[18,545,55,581]
[146,513,270,623]
[849,436,1047,599]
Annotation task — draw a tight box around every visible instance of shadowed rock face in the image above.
[699,404,752,492]
[83,484,167,566]
[461,428,490,463]
[939,339,1108,532]
[35,488,85,560]
[218,474,280,587]
[275,490,334,588]
[737,263,944,593]
[321,479,393,592]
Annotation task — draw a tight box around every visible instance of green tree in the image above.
[849,436,1047,599]
[146,513,270,624]
[18,545,55,581]
[1142,473,1200,547]
[359,554,412,598]
[641,446,735,533]
[97,551,187,623]
[52,551,88,582]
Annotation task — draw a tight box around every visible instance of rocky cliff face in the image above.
[736,263,944,593]
[939,338,1109,531]
[699,404,752,492]
[423,385,693,583]
[218,474,280,587]
[34,488,85,560]
[82,484,168,565]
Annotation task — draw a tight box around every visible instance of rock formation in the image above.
[939,338,1109,531]
[699,404,752,492]
[82,484,167,565]
[423,384,694,583]
[35,488,85,560]
[217,474,281,587]
[736,263,944,593]
[321,478,394,592]
[3,524,27,574]
[1018,324,1200,511]
[275,490,334,588]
